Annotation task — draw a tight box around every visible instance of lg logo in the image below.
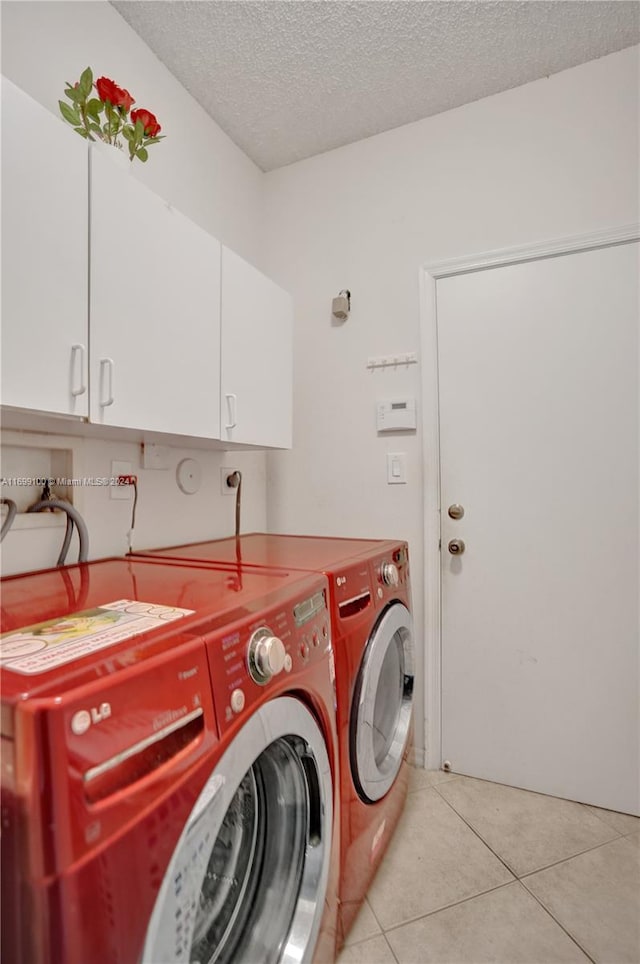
[71,702,112,735]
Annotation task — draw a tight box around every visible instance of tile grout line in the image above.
[517,831,639,881]
[382,931,400,963]
[343,881,516,952]
[519,882,597,964]
[431,783,521,879]
[382,879,516,935]
[431,770,636,836]
[406,772,463,795]
[361,896,385,943]
[431,783,625,878]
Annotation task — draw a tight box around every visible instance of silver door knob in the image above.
[448,504,465,520]
[448,539,466,555]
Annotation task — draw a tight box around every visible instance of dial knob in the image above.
[381,562,399,587]
[248,628,287,683]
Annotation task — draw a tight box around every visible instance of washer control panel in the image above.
[210,576,331,734]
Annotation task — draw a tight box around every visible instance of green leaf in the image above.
[73,127,90,138]
[121,126,134,142]
[88,122,102,133]
[79,67,93,98]
[135,147,149,162]
[64,85,82,104]
[143,136,164,146]
[86,98,103,118]
[134,118,144,139]
[59,100,82,126]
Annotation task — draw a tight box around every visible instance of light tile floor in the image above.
[338,768,640,964]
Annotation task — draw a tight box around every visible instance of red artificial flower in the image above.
[96,76,135,111]
[131,108,162,137]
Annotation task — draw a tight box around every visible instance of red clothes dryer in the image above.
[1,557,340,964]
[135,534,415,948]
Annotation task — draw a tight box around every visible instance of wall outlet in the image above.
[142,443,170,470]
[111,460,132,500]
[221,467,240,495]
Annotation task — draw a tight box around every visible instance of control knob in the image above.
[380,562,400,587]
[248,627,287,684]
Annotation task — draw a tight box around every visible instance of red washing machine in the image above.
[1,557,340,964]
[135,534,415,948]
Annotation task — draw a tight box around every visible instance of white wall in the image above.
[262,47,639,759]
[1,0,268,574]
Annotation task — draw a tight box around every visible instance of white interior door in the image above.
[437,240,639,814]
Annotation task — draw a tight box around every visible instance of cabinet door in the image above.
[221,247,293,448]
[1,78,89,416]
[89,148,221,438]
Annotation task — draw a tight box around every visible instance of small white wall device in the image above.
[376,398,417,432]
[332,289,351,321]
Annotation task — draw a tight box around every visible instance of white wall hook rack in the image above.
[366,352,418,370]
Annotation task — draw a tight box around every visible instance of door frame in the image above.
[418,222,640,770]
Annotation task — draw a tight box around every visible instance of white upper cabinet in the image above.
[221,247,293,448]
[89,147,221,438]
[1,78,89,416]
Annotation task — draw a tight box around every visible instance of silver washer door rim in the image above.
[142,695,333,964]
[353,602,414,802]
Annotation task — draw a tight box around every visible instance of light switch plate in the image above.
[387,452,407,484]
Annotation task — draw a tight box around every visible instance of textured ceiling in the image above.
[111,1,640,172]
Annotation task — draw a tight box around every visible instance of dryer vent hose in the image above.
[27,499,89,565]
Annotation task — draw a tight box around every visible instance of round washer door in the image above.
[142,696,333,964]
[351,602,414,802]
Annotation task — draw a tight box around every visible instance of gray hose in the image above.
[27,500,89,563]
[1,499,17,542]
[57,514,75,566]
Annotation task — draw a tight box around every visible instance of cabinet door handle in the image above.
[70,344,87,396]
[99,358,115,407]
[225,393,237,430]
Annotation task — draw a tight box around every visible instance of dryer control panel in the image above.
[332,542,411,626]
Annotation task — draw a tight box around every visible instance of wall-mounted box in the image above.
[376,398,417,432]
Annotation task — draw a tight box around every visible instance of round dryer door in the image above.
[142,697,333,964]
[351,601,414,802]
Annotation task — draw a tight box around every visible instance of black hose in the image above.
[27,500,89,563]
[127,479,139,554]
[1,499,17,542]
[234,471,242,539]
